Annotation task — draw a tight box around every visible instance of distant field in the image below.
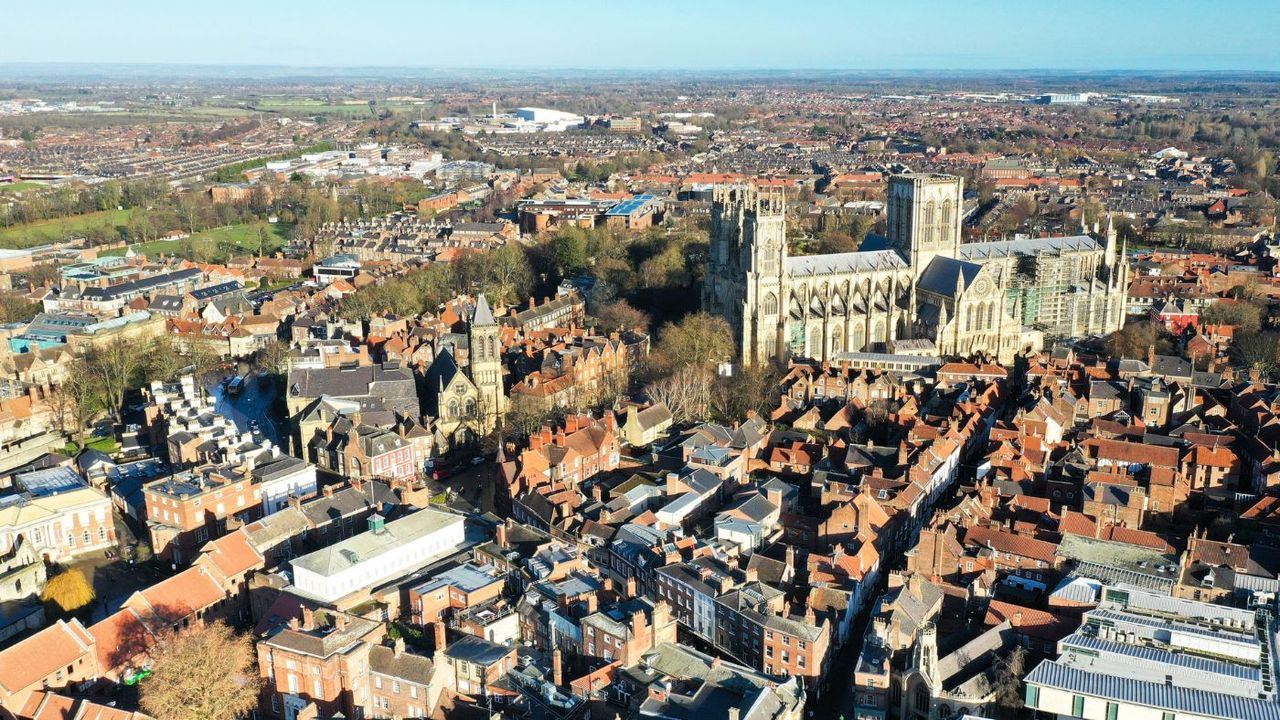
[99,221,292,261]
[0,209,133,248]
[0,182,45,193]
[252,99,428,116]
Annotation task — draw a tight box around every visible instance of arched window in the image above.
[987,301,997,329]
[809,326,823,358]
[941,199,953,229]
[448,400,458,418]
[762,292,778,316]
[851,324,865,353]
[466,399,477,416]
[489,336,497,357]
[914,684,931,714]
[831,325,843,354]
[966,305,974,331]
[872,319,886,343]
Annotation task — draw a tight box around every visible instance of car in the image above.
[432,467,454,481]
[470,456,486,466]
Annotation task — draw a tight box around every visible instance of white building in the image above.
[291,508,466,603]
[1025,585,1280,720]
[253,452,318,514]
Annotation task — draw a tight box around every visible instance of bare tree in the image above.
[645,366,714,425]
[139,621,261,720]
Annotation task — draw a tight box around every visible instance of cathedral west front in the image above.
[703,173,1129,366]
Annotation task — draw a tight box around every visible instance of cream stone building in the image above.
[703,173,1128,365]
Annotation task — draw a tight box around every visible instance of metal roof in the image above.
[1026,660,1280,720]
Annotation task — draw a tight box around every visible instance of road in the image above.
[207,375,282,446]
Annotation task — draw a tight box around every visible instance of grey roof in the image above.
[1059,632,1260,697]
[956,234,1102,262]
[443,634,510,666]
[1026,660,1280,720]
[916,255,983,298]
[291,508,464,577]
[785,249,907,278]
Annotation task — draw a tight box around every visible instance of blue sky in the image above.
[3,0,1277,71]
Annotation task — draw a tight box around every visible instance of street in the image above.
[207,374,283,446]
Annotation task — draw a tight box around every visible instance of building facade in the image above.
[704,174,1129,366]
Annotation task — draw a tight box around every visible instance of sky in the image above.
[3,0,1278,72]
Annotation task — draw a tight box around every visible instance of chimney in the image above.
[302,607,315,630]
[631,607,648,639]
[323,484,335,498]
[553,649,563,687]
[625,576,637,599]
[433,622,447,653]
[393,637,405,657]
[496,521,509,549]
[1013,611,1024,627]
[288,616,300,631]
[586,593,598,613]
[729,709,740,720]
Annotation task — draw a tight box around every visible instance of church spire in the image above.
[471,293,496,327]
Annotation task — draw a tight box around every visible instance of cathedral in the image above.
[703,173,1129,366]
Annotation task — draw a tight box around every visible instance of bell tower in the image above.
[468,293,505,427]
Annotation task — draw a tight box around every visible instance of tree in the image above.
[991,646,1028,720]
[645,366,714,425]
[1201,301,1263,334]
[655,312,734,372]
[82,343,144,420]
[548,229,588,279]
[140,621,261,720]
[1233,332,1280,377]
[255,339,292,376]
[1105,321,1161,360]
[711,363,780,424]
[59,357,103,439]
[594,300,651,334]
[42,569,95,616]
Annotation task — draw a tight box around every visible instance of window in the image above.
[313,679,322,698]
[1106,702,1119,720]
[1162,713,1175,720]
[1025,685,1039,709]
[1072,694,1085,717]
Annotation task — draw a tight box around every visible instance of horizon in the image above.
[4,0,1278,73]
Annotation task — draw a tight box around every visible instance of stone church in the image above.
[703,173,1129,366]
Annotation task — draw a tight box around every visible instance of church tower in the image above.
[887,174,964,279]
[468,294,506,427]
[705,185,787,366]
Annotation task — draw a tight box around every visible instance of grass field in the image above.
[253,99,428,116]
[0,209,133,249]
[99,221,292,261]
[0,182,45,193]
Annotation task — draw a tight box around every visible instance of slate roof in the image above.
[917,256,983,298]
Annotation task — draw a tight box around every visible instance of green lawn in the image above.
[65,436,120,456]
[0,182,45,193]
[0,209,133,249]
[99,221,292,262]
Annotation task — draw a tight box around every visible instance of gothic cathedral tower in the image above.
[886,174,964,282]
[469,294,506,428]
[705,185,788,367]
